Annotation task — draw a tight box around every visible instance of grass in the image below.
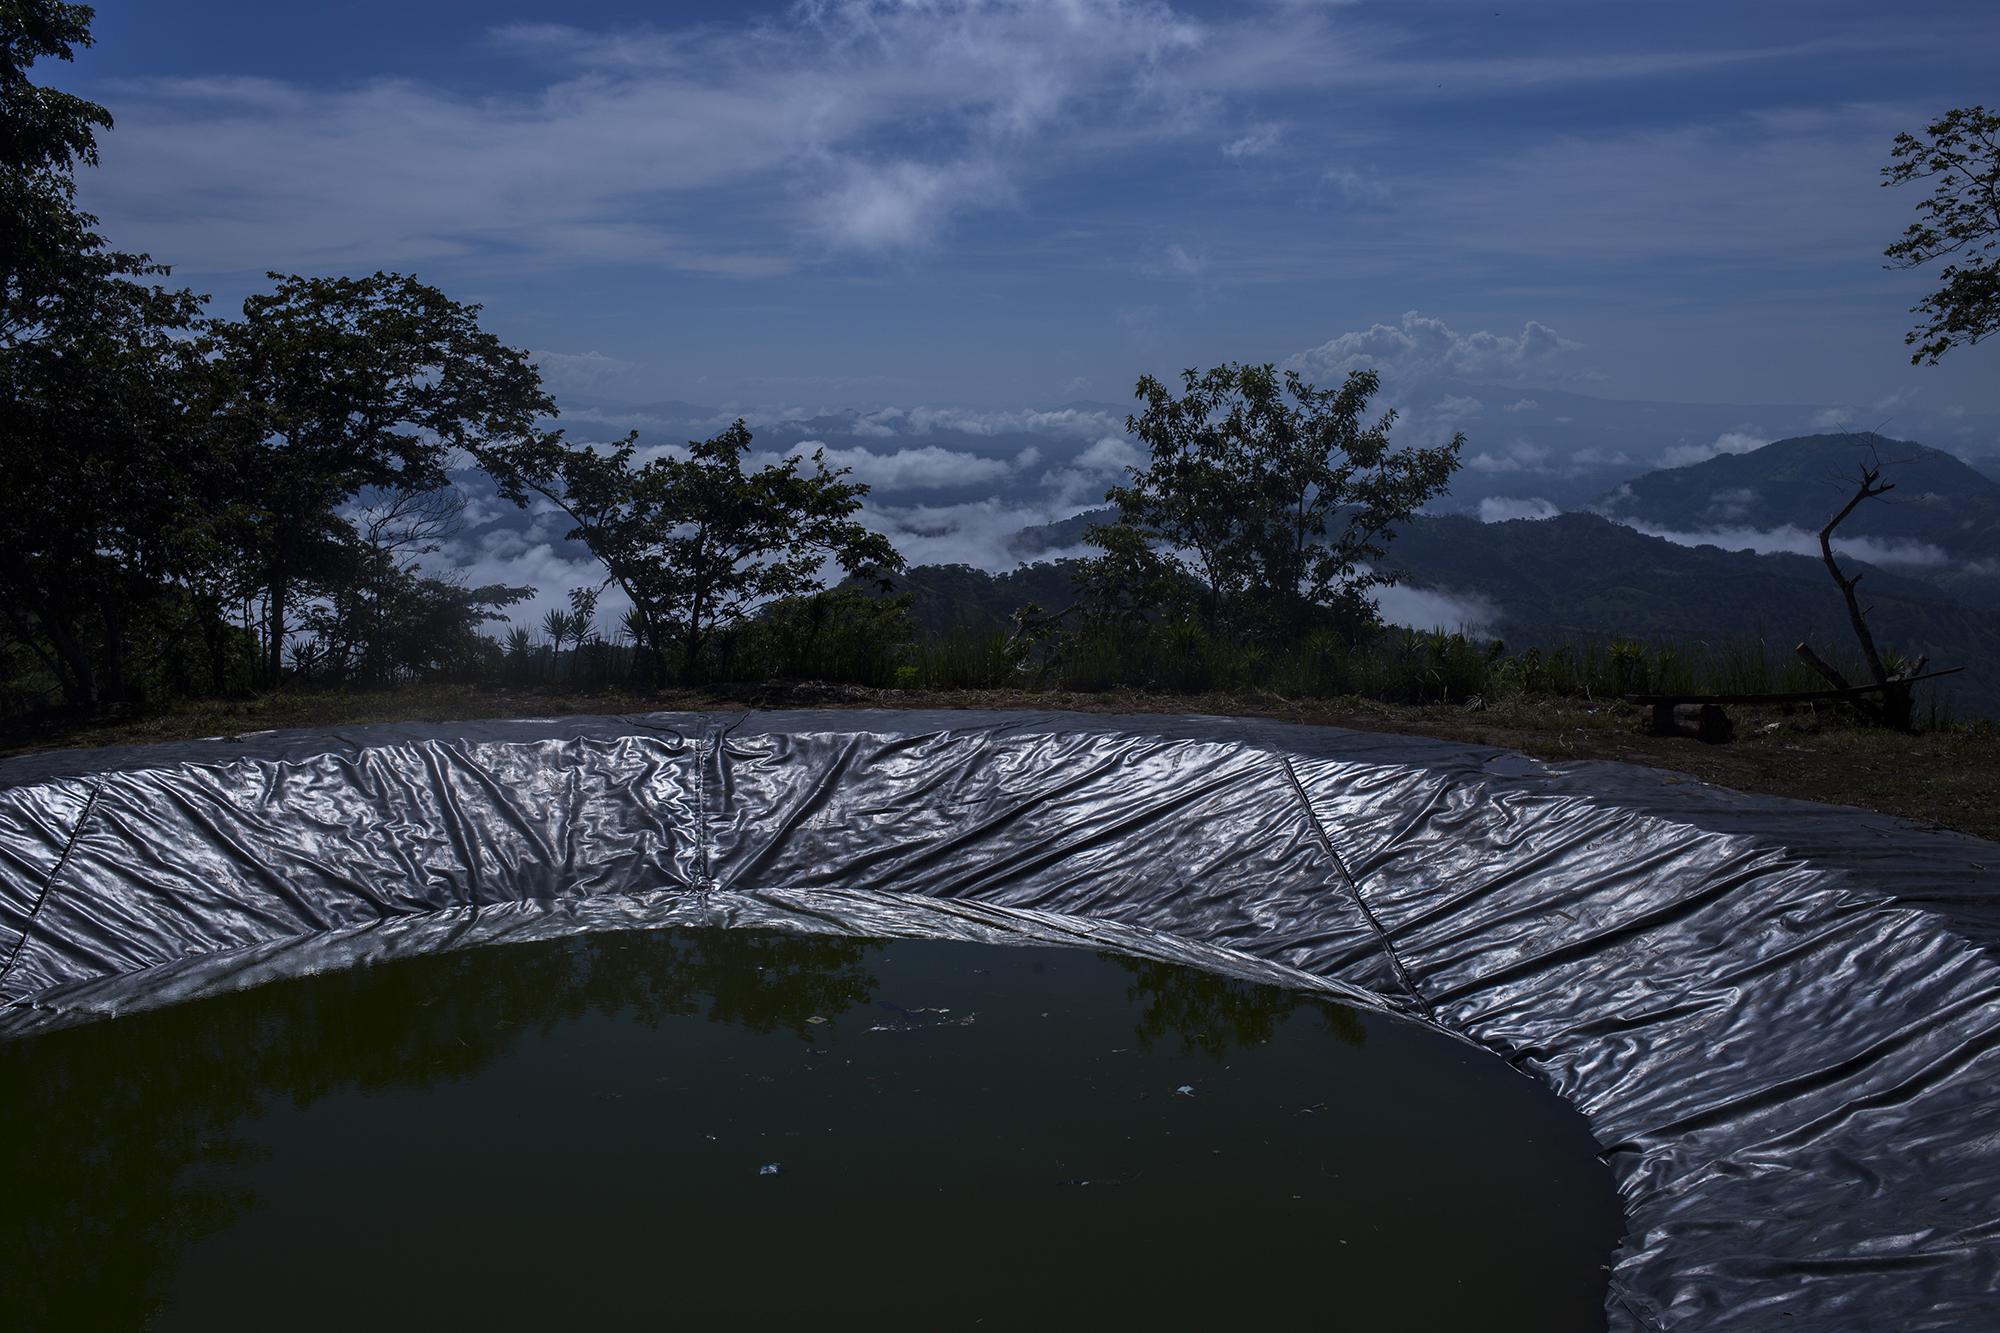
[5,679,1995,843]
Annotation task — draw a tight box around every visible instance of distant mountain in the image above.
[1007,507,1112,560]
[1397,511,1999,716]
[1597,432,2000,608]
[982,507,2000,717]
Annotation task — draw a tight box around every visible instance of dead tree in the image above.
[1794,451,1926,730]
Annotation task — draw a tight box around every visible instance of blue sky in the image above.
[57,0,2000,630]
[68,0,1999,413]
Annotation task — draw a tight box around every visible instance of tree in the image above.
[1083,362,1461,641]
[1883,105,2000,364]
[207,273,552,682]
[288,486,530,687]
[1,0,219,707]
[1793,444,1934,732]
[477,421,903,685]
[3,0,117,350]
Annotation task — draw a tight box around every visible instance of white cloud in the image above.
[1478,496,1560,523]
[1617,520,1954,569]
[1810,406,1854,430]
[1466,440,1551,474]
[1323,168,1391,207]
[82,0,1223,272]
[1703,487,1761,521]
[1373,583,1500,637]
[868,499,1084,571]
[1287,310,1587,385]
[776,442,1016,489]
[1142,242,1206,277]
[531,349,638,393]
[1430,393,1483,419]
[1502,398,1538,413]
[1041,435,1145,506]
[893,405,1125,438]
[1222,123,1285,159]
[1659,429,1769,469]
[815,159,1011,252]
[1075,436,1144,471]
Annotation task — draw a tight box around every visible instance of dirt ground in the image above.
[6,682,1995,842]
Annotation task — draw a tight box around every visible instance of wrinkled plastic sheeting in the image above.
[2,709,1997,1332]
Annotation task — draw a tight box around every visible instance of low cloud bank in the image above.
[1658,429,1770,468]
[1373,583,1501,638]
[1617,519,1954,569]
[1478,496,1561,523]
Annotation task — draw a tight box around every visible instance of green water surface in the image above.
[1,928,1622,1330]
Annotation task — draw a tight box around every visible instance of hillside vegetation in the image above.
[1601,432,2000,609]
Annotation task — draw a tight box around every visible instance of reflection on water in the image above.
[1108,952,1368,1055]
[0,928,1621,1332]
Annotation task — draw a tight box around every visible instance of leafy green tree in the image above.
[1,0,219,707]
[206,272,551,683]
[3,0,119,348]
[1883,105,2000,364]
[478,421,903,684]
[289,486,529,687]
[1084,362,1462,641]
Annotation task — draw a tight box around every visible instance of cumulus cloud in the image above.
[1041,435,1145,506]
[1810,406,1853,430]
[1287,310,1588,385]
[1478,496,1561,523]
[1659,429,1769,468]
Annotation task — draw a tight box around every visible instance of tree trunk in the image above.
[197,596,229,694]
[7,599,95,707]
[680,627,704,684]
[99,599,129,704]
[266,572,287,683]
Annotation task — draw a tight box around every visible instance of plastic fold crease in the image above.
[1,708,1996,1331]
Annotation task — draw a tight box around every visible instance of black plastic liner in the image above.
[2,709,1996,1330]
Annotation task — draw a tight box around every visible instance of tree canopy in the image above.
[0,0,216,707]
[1083,362,1462,642]
[1883,105,2000,364]
[477,421,903,684]
[206,272,552,681]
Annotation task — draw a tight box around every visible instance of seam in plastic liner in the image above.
[0,781,101,995]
